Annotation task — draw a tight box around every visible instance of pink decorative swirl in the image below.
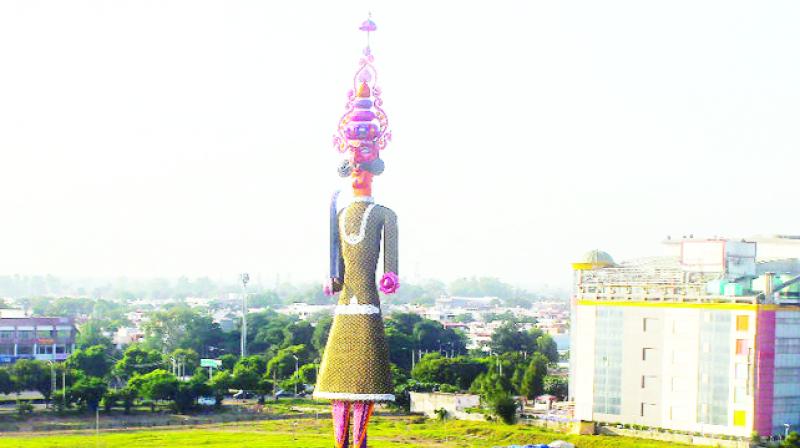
[379,272,399,294]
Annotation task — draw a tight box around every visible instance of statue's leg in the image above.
[352,401,375,448]
[332,400,351,448]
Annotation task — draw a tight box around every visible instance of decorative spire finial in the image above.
[359,13,377,56]
[332,15,391,156]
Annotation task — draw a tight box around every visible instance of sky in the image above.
[0,1,799,290]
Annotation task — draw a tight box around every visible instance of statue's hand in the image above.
[323,278,343,296]
[379,272,400,294]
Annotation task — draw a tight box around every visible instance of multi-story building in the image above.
[0,317,77,364]
[570,236,800,437]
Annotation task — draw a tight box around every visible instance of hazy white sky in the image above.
[1,1,798,289]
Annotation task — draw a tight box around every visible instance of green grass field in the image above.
[0,415,689,448]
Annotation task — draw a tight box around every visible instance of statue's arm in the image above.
[380,207,399,294]
[382,208,398,275]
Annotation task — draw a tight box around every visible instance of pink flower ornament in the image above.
[379,272,399,294]
[323,278,336,297]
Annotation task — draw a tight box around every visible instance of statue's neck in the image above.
[353,187,372,197]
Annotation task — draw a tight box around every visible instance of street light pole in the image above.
[240,273,250,358]
[292,355,299,396]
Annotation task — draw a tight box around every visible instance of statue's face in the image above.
[352,142,378,164]
[347,141,378,194]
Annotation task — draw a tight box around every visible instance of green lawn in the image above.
[0,416,690,448]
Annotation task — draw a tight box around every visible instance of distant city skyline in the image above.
[1,1,798,289]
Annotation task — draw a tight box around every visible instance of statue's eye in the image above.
[360,147,371,154]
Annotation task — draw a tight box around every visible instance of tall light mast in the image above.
[240,273,250,358]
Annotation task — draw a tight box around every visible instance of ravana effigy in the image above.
[313,15,399,448]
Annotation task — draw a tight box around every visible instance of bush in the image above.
[16,400,34,415]
[101,391,117,412]
[438,384,459,393]
[492,395,517,424]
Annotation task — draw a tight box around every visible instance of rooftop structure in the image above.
[570,236,800,438]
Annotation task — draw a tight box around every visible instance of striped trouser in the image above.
[332,401,374,448]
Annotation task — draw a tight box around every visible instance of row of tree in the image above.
[2,303,564,419]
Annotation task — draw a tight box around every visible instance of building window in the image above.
[642,375,657,389]
[735,339,748,356]
[16,345,33,355]
[56,330,71,339]
[733,410,746,427]
[776,338,800,354]
[0,330,13,340]
[735,363,749,380]
[734,386,748,404]
[0,345,13,355]
[736,315,749,332]
[642,348,655,361]
[17,330,34,340]
[36,330,52,339]
[36,345,53,355]
[643,318,658,332]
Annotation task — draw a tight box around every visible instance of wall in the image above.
[409,392,481,420]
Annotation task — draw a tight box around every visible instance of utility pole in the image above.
[240,273,250,358]
[292,355,299,396]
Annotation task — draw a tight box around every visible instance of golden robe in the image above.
[314,200,397,401]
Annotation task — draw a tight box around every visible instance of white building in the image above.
[570,237,800,437]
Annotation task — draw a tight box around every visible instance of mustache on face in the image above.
[337,158,385,178]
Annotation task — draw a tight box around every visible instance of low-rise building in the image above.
[0,317,77,363]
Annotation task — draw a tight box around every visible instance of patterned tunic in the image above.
[314,201,397,401]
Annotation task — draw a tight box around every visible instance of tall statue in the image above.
[312,16,398,448]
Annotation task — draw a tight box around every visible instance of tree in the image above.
[75,319,113,350]
[783,432,800,448]
[449,276,514,299]
[411,354,487,390]
[543,376,568,400]
[174,371,212,413]
[11,360,53,405]
[470,371,512,404]
[311,316,333,356]
[413,320,448,352]
[388,313,423,335]
[219,354,238,371]
[489,321,540,355]
[67,345,111,378]
[210,370,233,393]
[68,376,108,411]
[492,394,518,424]
[385,325,414,372]
[246,310,296,354]
[0,368,15,394]
[536,334,559,364]
[113,345,165,379]
[246,291,282,308]
[129,369,178,411]
[283,321,314,348]
[170,348,200,376]
[232,361,261,392]
[266,345,309,381]
[519,354,548,399]
[142,306,225,356]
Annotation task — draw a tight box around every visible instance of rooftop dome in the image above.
[582,249,615,265]
[572,250,615,270]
